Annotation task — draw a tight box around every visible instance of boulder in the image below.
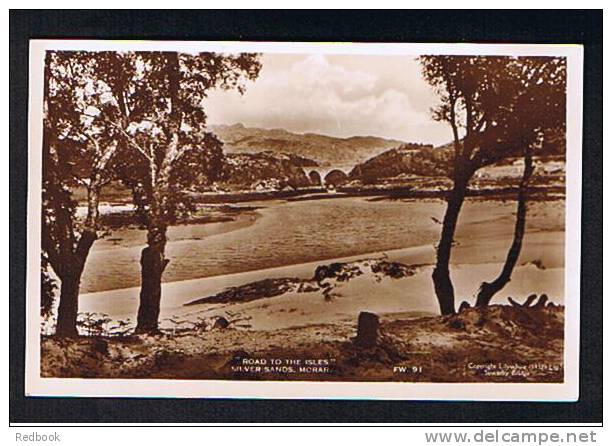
[212,316,230,330]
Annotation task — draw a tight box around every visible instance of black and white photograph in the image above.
[23,39,584,401]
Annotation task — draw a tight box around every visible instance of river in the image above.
[80,196,565,293]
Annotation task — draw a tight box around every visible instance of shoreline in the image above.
[82,195,564,294]
[79,228,564,330]
[84,228,565,294]
[86,182,566,208]
[92,204,263,252]
[188,184,565,204]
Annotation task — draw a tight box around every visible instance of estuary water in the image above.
[81,196,565,293]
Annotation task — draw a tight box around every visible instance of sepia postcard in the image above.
[25,40,583,400]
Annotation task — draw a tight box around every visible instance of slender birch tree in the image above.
[42,51,120,336]
[85,51,261,333]
[419,55,566,314]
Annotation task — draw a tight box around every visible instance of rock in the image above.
[212,317,230,330]
[356,312,379,348]
[297,282,319,293]
[370,260,415,279]
[314,263,341,281]
[185,277,303,305]
[314,262,363,282]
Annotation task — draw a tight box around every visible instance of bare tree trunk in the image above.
[49,170,103,338]
[475,150,534,307]
[133,150,172,335]
[134,51,179,334]
[135,243,169,334]
[134,163,171,334]
[55,270,81,337]
[54,230,96,337]
[432,180,468,315]
[131,183,149,226]
[51,181,102,337]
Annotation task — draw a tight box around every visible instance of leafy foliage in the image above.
[42,52,120,277]
[419,55,566,178]
[83,51,262,226]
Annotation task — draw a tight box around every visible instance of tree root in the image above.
[508,294,549,309]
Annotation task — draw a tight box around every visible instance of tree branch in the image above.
[106,121,154,162]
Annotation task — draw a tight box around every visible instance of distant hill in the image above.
[210,123,408,170]
[219,151,317,192]
[349,143,452,183]
[348,136,566,187]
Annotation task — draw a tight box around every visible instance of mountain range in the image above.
[210,123,410,170]
[208,123,565,192]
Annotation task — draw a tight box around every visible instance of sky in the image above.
[204,53,453,146]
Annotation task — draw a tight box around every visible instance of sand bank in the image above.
[79,229,564,331]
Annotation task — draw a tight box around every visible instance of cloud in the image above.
[204,53,451,145]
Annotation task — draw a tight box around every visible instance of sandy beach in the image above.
[39,195,567,382]
[79,227,564,332]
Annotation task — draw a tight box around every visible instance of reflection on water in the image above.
[81,197,564,293]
